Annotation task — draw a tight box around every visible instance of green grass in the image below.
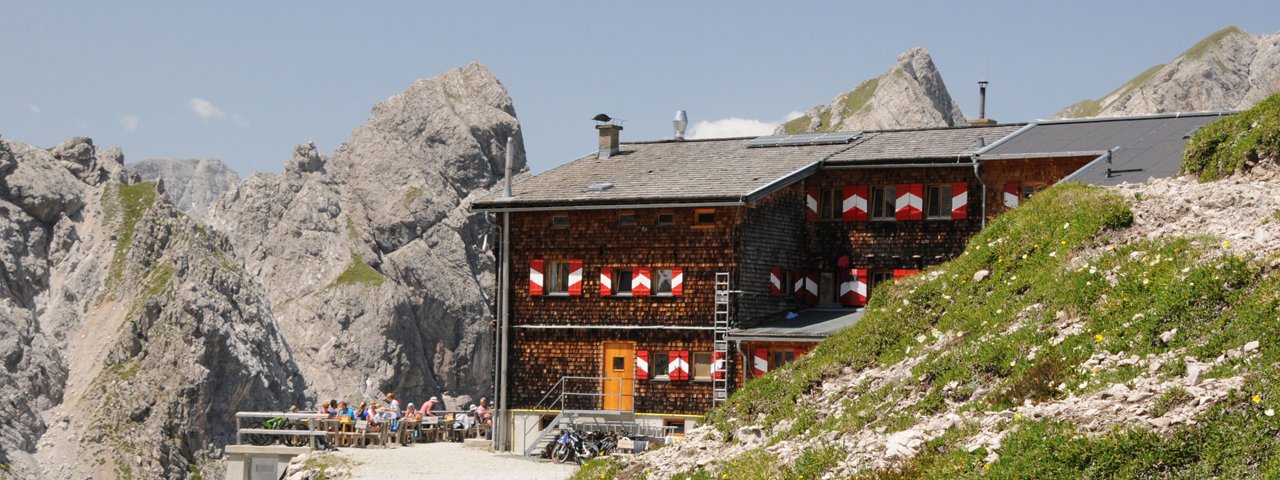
[1182,25,1244,60]
[1149,386,1192,417]
[839,77,880,119]
[1182,92,1280,181]
[331,253,385,287]
[781,115,812,135]
[403,186,425,207]
[104,183,157,290]
[1059,63,1166,118]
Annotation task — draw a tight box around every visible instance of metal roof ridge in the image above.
[1031,110,1236,126]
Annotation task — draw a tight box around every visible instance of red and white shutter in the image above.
[805,187,820,221]
[529,259,544,296]
[893,269,920,280]
[895,184,923,221]
[793,271,806,301]
[669,350,689,381]
[712,351,725,380]
[636,350,649,380]
[567,260,583,296]
[1004,182,1020,208]
[805,271,819,305]
[951,182,969,220]
[843,185,869,222]
[599,267,613,296]
[632,268,651,296]
[752,348,769,377]
[769,267,782,296]
[840,268,868,307]
[671,267,684,296]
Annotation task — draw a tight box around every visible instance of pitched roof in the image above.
[826,124,1024,164]
[472,138,849,210]
[978,112,1231,186]
[728,308,864,341]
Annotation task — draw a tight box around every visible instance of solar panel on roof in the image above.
[746,132,862,148]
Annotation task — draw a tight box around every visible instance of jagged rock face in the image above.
[0,137,303,479]
[206,62,526,408]
[129,158,240,221]
[1057,26,1280,118]
[777,47,968,134]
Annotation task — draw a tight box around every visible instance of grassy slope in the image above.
[577,181,1280,479]
[1182,92,1280,181]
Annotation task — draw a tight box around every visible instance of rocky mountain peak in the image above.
[285,141,326,175]
[129,157,240,221]
[777,46,967,134]
[1056,26,1280,118]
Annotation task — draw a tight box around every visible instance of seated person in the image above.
[337,401,356,421]
[419,396,439,416]
[355,401,370,421]
[476,397,492,427]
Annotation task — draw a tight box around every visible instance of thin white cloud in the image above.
[188,97,227,120]
[687,117,779,139]
[784,111,805,122]
[26,104,42,114]
[119,114,140,133]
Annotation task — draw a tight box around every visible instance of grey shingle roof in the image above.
[979,112,1231,186]
[827,124,1024,163]
[473,138,848,209]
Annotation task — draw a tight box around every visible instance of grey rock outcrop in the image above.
[0,137,303,479]
[206,62,525,408]
[777,47,968,134]
[129,157,240,220]
[1056,26,1280,118]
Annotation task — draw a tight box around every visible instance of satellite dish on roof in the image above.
[592,113,612,123]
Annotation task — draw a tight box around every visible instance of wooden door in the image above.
[602,342,635,411]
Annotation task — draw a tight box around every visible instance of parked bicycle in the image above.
[551,428,599,465]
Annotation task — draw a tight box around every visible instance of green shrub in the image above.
[1182,92,1280,181]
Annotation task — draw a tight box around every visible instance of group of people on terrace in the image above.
[311,392,493,432]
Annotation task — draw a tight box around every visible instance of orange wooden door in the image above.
[602,342,635,411]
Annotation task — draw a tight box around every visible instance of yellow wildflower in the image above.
[1253,394,1262,404]
[1095,334,1104,343]
[984,462,992,470]
[1223,241,1231,248]
[1014,412,1023,421]
[1061,240,1067,245]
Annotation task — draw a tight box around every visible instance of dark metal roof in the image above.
[978,112,1232,186]
[826,124,1024,164]
[728,308,864,341]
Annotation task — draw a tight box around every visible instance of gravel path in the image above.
[336,443,577,480]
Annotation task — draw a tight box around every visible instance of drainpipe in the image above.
[973,160,987,229]
[735,339,748,386]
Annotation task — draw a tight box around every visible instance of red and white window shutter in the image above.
[712,351,725,380]
[805,187,820,221]
[752,348,769,377]
[632,268,651,296]
[671,267,684,296]
[805,271,819,305]
[599,267,613,296]
[895,183,924,221]
[529,259,544,296]
[951,182,969,220]
[793,272,806,301]
[769,267,782,296]
[567,260,583,296]
[840,268,869,307]
[636,350,649,380]
[669,350,689,381]
[1004,182,1020,208]
[843,185,869,222]
[893,269,920,280]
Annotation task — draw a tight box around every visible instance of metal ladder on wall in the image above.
[713,272,731,406]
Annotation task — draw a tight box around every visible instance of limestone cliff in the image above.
[128,158,240,221]
[777,47,967,134]
[1057,26,1280,118]
[205,62,526,409]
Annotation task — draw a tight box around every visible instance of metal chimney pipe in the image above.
[978,80,989,119]
[502,136,514,198]
[673,110,688,140]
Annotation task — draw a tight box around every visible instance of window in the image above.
[771,350,796,369]
[664,419,686,435]
[611,356,625,371]
[692,352,712,380]
[614,269,633,295]
[654,269,674,296]
[819,188,841,220]
[694,208,716,227]
[1023,183,1049,199]
[551,214,569,229]
[618,211,636,227]
[818,271,837,304]
[652,352,670,378]
[925,184,953,220]
[656,212,675,226]
[546,261,571,294]
[871,186,896,220]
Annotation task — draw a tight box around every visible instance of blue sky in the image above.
[3,2,1278,174]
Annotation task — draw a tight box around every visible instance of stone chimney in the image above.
[597,124,623,159]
